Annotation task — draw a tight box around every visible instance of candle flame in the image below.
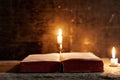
[58,29,62,35]
[57,28,62,44]
[112,47,116,59]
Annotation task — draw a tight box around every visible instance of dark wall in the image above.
[0,0,120,60]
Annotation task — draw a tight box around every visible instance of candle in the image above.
[110,47,118,67]
[57,28,62,52]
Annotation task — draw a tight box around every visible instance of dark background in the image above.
[0,0,120,60]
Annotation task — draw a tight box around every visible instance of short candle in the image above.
[110,58,118,66]
[110,47,118,67]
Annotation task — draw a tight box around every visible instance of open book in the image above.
[20,52,103,72]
